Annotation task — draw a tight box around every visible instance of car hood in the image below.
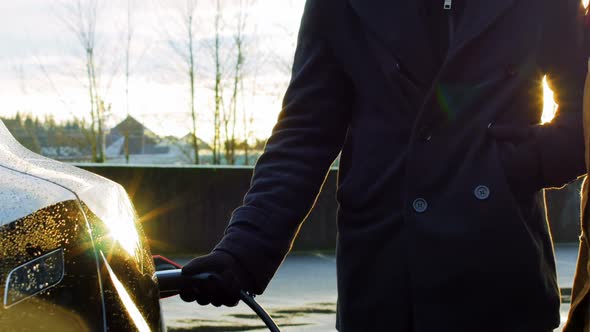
[0,120,135,229]
[0,165,77,226]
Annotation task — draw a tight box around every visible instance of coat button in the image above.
[474,185,490,200]
[418,125,433,141]
[413,198,428,213]
[394,62,401,71]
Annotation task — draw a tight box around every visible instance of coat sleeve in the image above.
[533,0,589,188]
[213,0,352,294]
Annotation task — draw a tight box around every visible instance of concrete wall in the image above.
[78,165,339,254]
[78,165,582,254]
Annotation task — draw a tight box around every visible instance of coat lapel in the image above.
[447,0,516,61]
[349,0,518,84]
[348,0,437,86]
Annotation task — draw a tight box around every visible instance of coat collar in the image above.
[348,0,436,85]
[447,0,516,60]
[348,0,517,66]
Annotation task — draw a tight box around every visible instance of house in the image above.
[106,115,169,156]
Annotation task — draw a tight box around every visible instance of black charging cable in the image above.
[155,269,280,332]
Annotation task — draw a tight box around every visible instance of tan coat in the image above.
[564,66,590,332]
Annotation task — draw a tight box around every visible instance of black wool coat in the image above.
[215,0,589,330]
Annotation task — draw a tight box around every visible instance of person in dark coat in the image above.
[181,0,590,330]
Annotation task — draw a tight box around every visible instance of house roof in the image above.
[111,115,158,137]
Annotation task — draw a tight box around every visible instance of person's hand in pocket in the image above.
[488,124,544,195]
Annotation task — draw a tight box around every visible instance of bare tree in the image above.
[187,2,199,164]
[224,0,251,164]
[207,0,239,165]
[213,0,223,164]
[161,0,201,164]
[123,0,134,163]
[243,41,260,165]
[59,0,107,162]
[120,0,153,163]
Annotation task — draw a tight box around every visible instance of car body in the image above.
[0,120,163,331]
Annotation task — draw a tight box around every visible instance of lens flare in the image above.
[541,76,558,124]
[584,0,589,9]
[101,190,141,258]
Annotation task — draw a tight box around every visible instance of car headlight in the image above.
[4,248,65,308]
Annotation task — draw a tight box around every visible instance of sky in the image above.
[0,0,306,141]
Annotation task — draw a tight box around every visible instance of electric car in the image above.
[0,120,163,331]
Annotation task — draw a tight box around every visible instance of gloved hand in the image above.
[180,250,250,307]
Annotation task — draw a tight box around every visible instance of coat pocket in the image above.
[492,140,520,201]
[488,139,532,219]
[488,123,543,196]
[490,138,548,237]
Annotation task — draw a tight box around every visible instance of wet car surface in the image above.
[0,120,162,331]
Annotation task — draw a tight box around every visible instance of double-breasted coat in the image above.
[214,0,589,330]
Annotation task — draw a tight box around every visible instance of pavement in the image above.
[554,244,579,331]
[161,244,580,332]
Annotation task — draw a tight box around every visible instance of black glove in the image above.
[180,250,250,307]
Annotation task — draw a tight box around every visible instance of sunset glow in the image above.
[541,76,558,124]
